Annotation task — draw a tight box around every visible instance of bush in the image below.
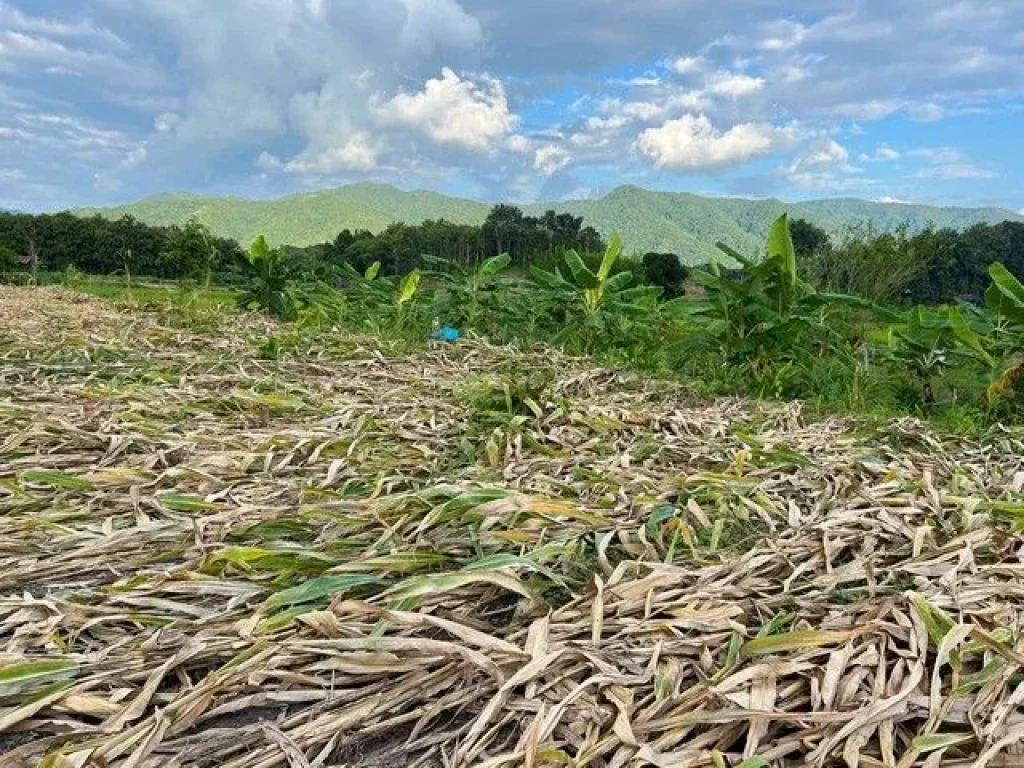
[642,252,688,298]
[0,271,33,286]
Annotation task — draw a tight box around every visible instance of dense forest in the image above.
[2,205,1023,306]
[0,212,244,283]
[291,205,605,276]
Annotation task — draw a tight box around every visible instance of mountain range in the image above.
[78,183,1024,264]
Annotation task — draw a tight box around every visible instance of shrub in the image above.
[642,252,689,298]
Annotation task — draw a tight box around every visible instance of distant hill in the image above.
[78,182,1024,265]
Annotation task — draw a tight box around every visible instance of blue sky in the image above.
[1,0,1022,212]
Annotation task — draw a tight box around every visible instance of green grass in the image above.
[59,273,237,309]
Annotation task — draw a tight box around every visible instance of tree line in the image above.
[290,205,606,277]
[2,204,1023,308]
[790,218,1024,305]
[0,212,244,283]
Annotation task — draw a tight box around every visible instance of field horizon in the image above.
[76,182,1024,262]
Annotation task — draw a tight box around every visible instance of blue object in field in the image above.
[431,326,461,343]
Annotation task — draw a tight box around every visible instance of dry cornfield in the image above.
[2,285,1024,768]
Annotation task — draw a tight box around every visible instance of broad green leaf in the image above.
[736,759,770,768]
[461,552,563,585]
[989,262,1024,306]
[384,570,540,603]
[986,263,1024,323]
[248,235,270,262]
[912,594,955,647]
[564,250,600,289]
[364,261,381,280]
[911,732,973,753]
[206,546,336,574]
[235,519,317,543]
[0,659,78,696]
[605,271,633,292]
[529,265,569,289]
[766,213,797,286]
[478,253,511,279]
[956,659,1006,694]
[596,233,623,280]
[398,269,421,304]
[741,629,854,656]
[264,574,385,610]
[20,470,95,492]
[948,306,994,365]
[715,241,756,269]
[755,612,794,638]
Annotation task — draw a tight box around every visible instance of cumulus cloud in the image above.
[1,0,1023,210]
[534,145,571,174]
[783,138,849,175]
[708,72,766,98]
[671,56,706,74]
[283,133,378,174]
[377,68,516,151]
[779,137,874,190]
[637,114,788,171]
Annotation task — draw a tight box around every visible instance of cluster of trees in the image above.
[0,212,244,282]
[295,205,607,277]
[791,218,1024,305]
[5,202,1022,313]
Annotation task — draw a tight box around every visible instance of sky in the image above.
[1,0,1023,212]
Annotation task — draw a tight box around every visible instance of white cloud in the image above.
[120,146,148,169]
[758,20,807,51]
[831,100,904,121]
[637,114,787,171]
[504,134,532,153]
[859,144,901,162]
[0,1,125,45]
[283,133,378,174]
[671,56,705,74]
[377,68,516,151]
[780,138,870,190]
[909,146,967,164]
[909,146,995,180]
[397,0,483,53]
[533,145,571,174]
[877,196,914,204]
[708,71,765,98]
[784,138,849,175]
[907,102,946,122]
[255,151,283,172]
[915,163,996,180]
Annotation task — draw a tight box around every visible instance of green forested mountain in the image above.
[79,182,1024,264]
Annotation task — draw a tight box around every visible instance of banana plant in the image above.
[236,235,299,320]
[935,262,1024,402]
[529,234,659,353]
[426,253,512,328]
[984,263,1024,399]
[675,214,892,369]
[886,306,964,404]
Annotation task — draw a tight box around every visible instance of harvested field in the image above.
[2,285,1024,767]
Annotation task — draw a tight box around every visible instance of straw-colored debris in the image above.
[2,285,1024,767]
